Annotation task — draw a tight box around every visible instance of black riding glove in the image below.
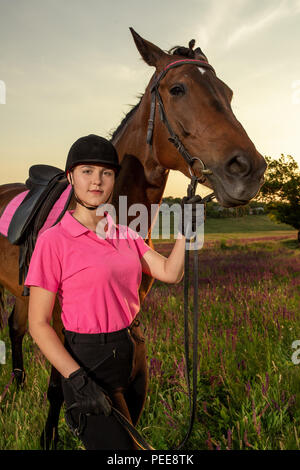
[66,367,112,417]
[178,195,205,239]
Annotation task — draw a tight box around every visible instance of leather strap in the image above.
[147,59,215,178]
[112,181,215,450]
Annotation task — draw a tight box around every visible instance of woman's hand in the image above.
[140,195,205,284]
[178,195,205,240]
[65,367,112,416]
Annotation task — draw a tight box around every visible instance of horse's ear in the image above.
[129,27,166,67]
[194,47,208,61]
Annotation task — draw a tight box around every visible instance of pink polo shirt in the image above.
[24,210,151,333]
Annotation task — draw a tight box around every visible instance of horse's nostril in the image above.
[225,154,251,177]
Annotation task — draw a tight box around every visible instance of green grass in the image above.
[153,214,297,243]
[0,238,299,450]
[204,215,295,234]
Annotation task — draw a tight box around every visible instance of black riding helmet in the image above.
[65,134,121,211]
[65,134,121,177]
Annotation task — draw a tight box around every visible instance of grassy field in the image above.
[0,233,299,450]
[204,215,294,234]
[154,214,297,244]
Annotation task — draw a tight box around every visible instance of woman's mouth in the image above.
[89,190,103,194]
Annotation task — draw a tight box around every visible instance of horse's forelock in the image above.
[167,41,207,62]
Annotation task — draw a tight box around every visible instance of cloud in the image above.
[226,0,300,49]
[196,0,248,50]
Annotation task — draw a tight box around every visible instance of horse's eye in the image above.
[170,84,185,96]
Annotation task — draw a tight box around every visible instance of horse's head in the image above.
[130,28,267,208]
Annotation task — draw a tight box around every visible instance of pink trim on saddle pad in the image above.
[0,184,72,238]
[0,190,29,236]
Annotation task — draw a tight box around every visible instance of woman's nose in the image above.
[93,172,103,184]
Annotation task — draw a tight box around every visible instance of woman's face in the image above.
[67,164,115,205]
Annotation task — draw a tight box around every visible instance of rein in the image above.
[177,176,214,449]
[119,182,215,450]
[148,58,217,448]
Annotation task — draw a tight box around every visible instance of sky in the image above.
[0,0,300,197]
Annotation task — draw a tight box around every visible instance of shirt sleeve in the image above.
[126,227,151,259]
[24,232,61,293]
[134,235,151,259]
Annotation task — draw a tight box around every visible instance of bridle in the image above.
[147,58,217,187]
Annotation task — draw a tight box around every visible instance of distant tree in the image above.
[257,154,300,242]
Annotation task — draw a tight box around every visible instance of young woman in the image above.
[24,134,202,450]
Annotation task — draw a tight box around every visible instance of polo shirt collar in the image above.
[62,210,118,238]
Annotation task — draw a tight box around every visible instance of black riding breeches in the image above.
[61,322,147,450]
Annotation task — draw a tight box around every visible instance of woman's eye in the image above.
[82,170,113,175]
[170,85,185,96]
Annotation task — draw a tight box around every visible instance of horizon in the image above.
[1,0,299,197]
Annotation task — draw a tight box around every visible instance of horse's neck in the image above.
[112,93,170,237]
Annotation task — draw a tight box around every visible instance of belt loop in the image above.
[128,318,145,344]
[130,318,140,330]
[71,332,76,344]
[99,333,105,345]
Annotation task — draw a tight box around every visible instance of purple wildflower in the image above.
[227,429,232,449]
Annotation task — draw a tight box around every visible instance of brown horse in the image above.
[0,29,266,449]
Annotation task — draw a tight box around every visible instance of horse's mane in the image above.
[109,93,144,142]
[109,39,206,142]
